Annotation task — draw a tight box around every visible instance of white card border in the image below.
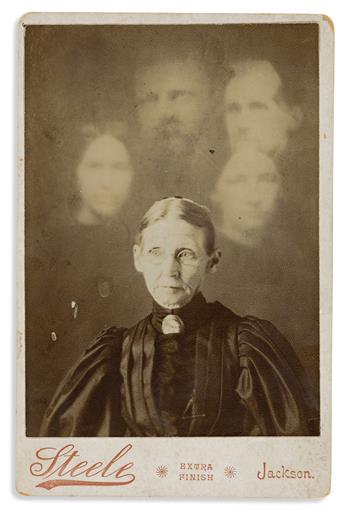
[16,12,333,498]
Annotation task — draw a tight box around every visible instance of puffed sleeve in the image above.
[39,326,127,437]
[235,316,317,436]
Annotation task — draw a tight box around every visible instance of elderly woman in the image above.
[40,197,314,437]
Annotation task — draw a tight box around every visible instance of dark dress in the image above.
[25,209,150,436]
[40,294,317,437]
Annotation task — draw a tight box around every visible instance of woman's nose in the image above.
[162,254,180,276]
[236,110,252,133]
[98,166,114,187]
[246,187,261,208]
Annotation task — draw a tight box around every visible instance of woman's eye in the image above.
[139,92,159,105]
[248,101,269,111]
[226,102,241,113]
[85,161,101,170]
[178,250,195,260]
[258,173,278,183]
[225,175,246,185]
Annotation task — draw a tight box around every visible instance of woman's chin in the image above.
[154,291,192,310]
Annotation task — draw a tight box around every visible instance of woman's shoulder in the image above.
[84,325,127,358]
[231,314,313,406]
[77,323,125,365]
[220,312,315,435]
[80,317,151,366]
[53,325,128,396]
[212,303,293,350]
[235,314,301,364]
[213,304,303,371]
[40,325,128,436]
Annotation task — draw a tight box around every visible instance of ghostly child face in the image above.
[133,218,218,309]
[76,134,133,223]
[213,150,281,245]
[225,61,297,155]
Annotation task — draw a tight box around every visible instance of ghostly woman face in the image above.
[225,60,300,155]
[212,150,281,246]
[76,134,133,224]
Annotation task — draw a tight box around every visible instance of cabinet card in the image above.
[16,12,333,498]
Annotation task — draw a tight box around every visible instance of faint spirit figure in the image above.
[73,122,133,225]
[211,148,281,246]
[134,57,211,160]
[224,59,302,156]
[130,36,221,201]
[27,121,136,436]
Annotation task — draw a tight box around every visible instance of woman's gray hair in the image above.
[135,197,216,255]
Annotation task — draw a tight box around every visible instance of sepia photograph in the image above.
[16,12,333,498]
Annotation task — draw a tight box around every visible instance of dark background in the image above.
[25,24,319,436]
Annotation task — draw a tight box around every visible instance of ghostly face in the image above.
[134,60,209,155]
[76,134,133,224]
[133,218,219,309]
[212,150,281,245]
[225,61,297,155]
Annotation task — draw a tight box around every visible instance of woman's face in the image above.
[76,134,133,223]
[213,151,281,245]
[133,218,217,309]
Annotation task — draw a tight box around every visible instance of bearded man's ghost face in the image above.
[134,60,210,157]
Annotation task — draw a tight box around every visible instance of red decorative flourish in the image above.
[224,466,237,479]
[36,478,135,490]
[155,465,168,478]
